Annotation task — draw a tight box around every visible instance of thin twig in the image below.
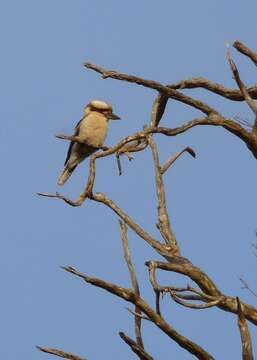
[36,346,86,360]
[236,297,254,360]
[160,147,196,175]
[167,77,257,101]
[119,332,154,360]
[37,192,85,206]
[227,47,257,132]
[126,307,152,322]
[148,134,179,253]
[233,40,257,67]
[169,290,224,309]
[148,261,165,316]
[116,153,122,176]
[119,221,144,349]
[240,277,257,298]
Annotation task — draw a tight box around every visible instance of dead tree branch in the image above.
[148,134,179,254]
[236,297,254,360]
[160,147,196,175]
[119,221,144,349]
[119,332,154,360]
[154,117,257,160]
[240,277,257,299]
[147,261,221,310]
[167,77,257,101]
[126,307,152,322]
[227,48,257,134]
[36,346,86,360]
[145,260,257,326]
[233,40,257,67]
[150,94,169,127]
[169,290,224,310]
[84,62,219,116]
[63,266,215,360]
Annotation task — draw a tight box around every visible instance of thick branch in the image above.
[63,266,214,360]
[119,332,154,360]
[84,62,218,116]
[236,297,254,360]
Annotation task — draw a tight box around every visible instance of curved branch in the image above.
[169,290,224,309]
[146,260,257,326]
[167,77,257,101]
[153,116,257,160]
[233,40,257,67]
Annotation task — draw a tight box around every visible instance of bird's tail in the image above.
[57,166,76,186]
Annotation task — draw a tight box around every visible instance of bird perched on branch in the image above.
[58,100,120,185]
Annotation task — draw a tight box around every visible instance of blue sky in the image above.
[1,1,257,359]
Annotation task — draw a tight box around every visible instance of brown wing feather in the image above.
[64,117,84,166]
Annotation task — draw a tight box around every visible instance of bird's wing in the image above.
[64,117,84,166]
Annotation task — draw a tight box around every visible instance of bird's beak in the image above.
[109,112,120,120]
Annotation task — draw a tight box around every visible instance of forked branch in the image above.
[145,260,257,326]
[227,47,257,134]
[148,134,179,254]
[63,266,214,360]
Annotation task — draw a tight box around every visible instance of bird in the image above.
[57,100,120,186]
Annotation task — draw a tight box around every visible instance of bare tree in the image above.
[38,40,257,360]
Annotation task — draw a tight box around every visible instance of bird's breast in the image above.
[79,114,108,147]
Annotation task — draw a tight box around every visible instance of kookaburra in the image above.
[58,100,120,185]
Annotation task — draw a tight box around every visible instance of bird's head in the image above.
[84,100,120,120]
